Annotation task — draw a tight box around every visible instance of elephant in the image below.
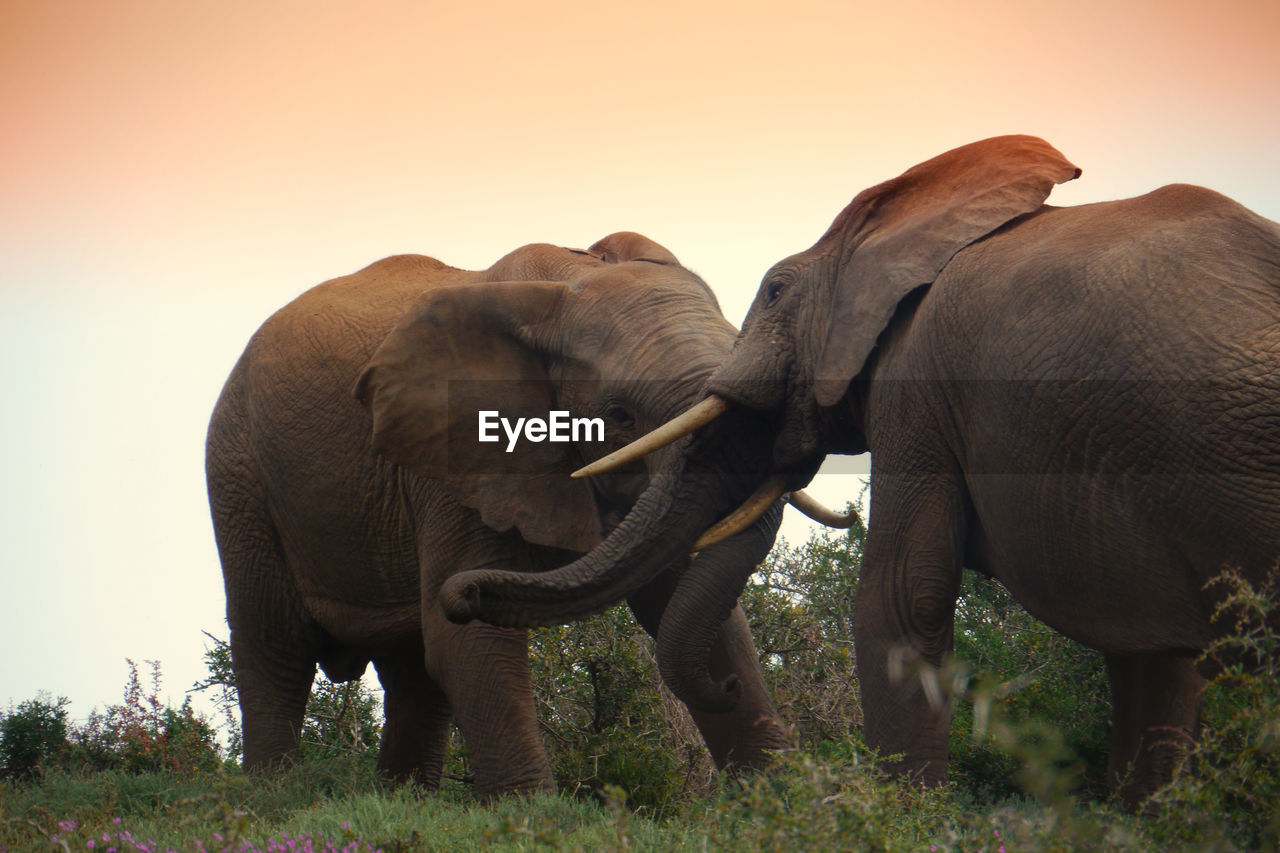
[438,136,1280,807]
[205,232,793,799]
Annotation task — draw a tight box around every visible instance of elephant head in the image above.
[353,231,811,642]
[439,136,1082,709]
[352,232,733,556]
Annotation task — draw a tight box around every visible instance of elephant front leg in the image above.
[854,471,966,785]
[373,652,453,788]
[425,618,554,800]
[1104,651,1205,810]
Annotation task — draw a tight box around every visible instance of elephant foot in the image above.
[1112,725,1196,814]
[373,653,453,790]
[474,770,555,802]
[1105,652,1206,811]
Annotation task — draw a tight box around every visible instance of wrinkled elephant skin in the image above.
[206,233,789,799]
[443,137,1280,808]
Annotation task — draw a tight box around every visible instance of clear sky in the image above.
[3,0,1278,722]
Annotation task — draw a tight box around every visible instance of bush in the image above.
[740,509,865,753]
[299,676,383,763]
[2,661,225,780]
[69,660,224,775]
[703,748,940,851]
[190,623,692,806]
[1143,566,1280,850]
[949,572,1111,800]
[192,630,243,761]
[192,634,385,768]
[0,692,70,779]
[529,602,704,812]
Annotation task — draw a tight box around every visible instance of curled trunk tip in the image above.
[440,578,481,623]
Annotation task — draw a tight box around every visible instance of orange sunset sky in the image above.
[2,0,1278,720]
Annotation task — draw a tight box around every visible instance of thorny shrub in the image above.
[1,661,223,779]
[1143,565,1280,850]
[529,602,713,812]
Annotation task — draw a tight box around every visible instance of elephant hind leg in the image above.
[1104,652,1206,810]
[373,652,453,788]
[210,470,319,771]
[233,645,315,772]
[223,531,317,773]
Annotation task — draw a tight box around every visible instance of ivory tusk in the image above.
[788,490,857,528]
[690,475,788,552]
[572,394,729,479]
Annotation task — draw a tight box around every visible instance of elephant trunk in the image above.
[657,502,784,712]
[440,409,779,629]
[440,467,728,628]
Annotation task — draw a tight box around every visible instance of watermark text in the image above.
[478,410,605,453]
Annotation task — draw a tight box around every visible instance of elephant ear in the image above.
[354,280,604,552]
[814,135,1081,406]
[588,231,681,266]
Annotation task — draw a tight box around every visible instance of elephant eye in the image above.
[606,406,635,428]
[764,279,785,306]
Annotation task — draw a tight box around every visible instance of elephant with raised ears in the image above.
[441,137,1280,807]
[205,232,793,799]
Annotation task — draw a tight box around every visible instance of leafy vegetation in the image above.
[2,660,223,783]
[528,603,710,811]
[3,514,1277,851]
[1142,568,1280,850]
[0,694,69,781]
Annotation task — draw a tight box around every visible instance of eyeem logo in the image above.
[478,410,605,453]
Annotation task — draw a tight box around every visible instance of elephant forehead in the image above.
[573,325,732,380]
[556,319,733,397]
[569,262,700,293]
[478,242,579,279]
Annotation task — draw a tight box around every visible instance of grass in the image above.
[0,733,1264,853]
[4,550,1275,851]
[1,758,704,852]
[5,643,1276,851]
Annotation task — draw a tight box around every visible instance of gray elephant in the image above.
[440,137,1280,807]
[205,232,792,799]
